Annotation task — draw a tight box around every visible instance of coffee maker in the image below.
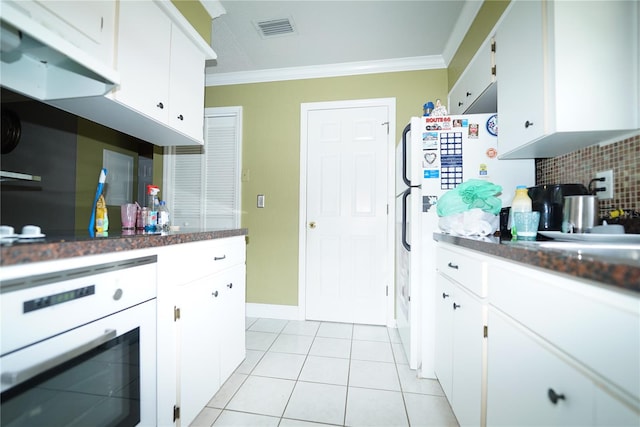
[528,184,589,231]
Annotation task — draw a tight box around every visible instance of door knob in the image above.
[309,221,317,229]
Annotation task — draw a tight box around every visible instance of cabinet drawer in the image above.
[437,245,487,297]
[158,236,246,287]
[488,261,640,400]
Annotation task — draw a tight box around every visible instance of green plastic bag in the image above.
[437,179,503,216]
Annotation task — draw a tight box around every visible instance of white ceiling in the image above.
[204,0,482,85]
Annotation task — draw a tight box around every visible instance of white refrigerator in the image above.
[395,113,534,377]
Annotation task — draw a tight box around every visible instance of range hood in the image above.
[0,3,119,101]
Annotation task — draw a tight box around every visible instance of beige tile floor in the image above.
[190,318,459,427]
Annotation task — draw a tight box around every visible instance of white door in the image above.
[303,102,391,325]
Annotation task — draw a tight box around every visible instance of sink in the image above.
[509,241,640,265]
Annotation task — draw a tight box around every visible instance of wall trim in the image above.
[205,55,446,86]
[246,303,303,320]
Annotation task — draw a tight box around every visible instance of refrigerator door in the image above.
[395,185,422,370]
[394,119,424,370]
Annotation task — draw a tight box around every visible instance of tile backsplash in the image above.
[535,134,639,220]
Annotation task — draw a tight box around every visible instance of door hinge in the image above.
[387,204,389,215]
[386,285,388,297]
[381,121,389,134]
[173,405,180,422]
[174,306,181,321]
[483,325,488,338]
[491,39,496,53]
[491,65,496,77]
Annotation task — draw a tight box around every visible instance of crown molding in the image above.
[205,55,446,86]
[200,0,226,19]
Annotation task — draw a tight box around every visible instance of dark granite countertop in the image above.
[0,228,248,266]
[434,232,640,294]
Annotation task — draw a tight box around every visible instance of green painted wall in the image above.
[205,70,447,305]
[447,0,510,90]
[171,0,212,44]
[74,119,162,232]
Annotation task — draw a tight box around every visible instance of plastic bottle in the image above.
[95,194,109,234]
[146,185,160,232]
[509,185,532,239]
[157,200,170,232]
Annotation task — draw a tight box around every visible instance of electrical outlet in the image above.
[595,170,614,199]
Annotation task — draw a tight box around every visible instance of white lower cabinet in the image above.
[435,244,487,427]
[156,236,246,427]
[436,242,640,427]
[179,263,246,427]
[486,257,639,427]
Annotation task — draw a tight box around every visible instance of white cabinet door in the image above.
[594,387,640,427]
[495,0,545,153]
[168,26,205,141]
[434,274,454,401]
[113,0,171,124]
[486,308,593,427]
[449,36,496,115]
[435,273,485,427]
[496,0,639,158]
[451,285,484,427]
[218,264,247,381]
[179,275,221,427]
[11,0,116,67]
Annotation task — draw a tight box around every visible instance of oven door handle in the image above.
[1,329,117,387]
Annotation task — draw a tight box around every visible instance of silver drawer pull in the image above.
[1,329,117,387]
[214,255,226,261]
[447,262,459,270]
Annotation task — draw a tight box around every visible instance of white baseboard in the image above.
[246,303,303,320]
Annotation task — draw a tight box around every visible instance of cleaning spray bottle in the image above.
[146,185,160,232]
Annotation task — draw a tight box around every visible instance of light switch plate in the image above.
[257,194,265,208]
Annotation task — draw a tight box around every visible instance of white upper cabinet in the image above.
[26,0,116,66]
[496,0,639,159]
[48,0,216,146]
[107,0,207,144]
[168,26,206,140]
[449,35,496,115]
[111,1,172,125]
[0,0,119,100]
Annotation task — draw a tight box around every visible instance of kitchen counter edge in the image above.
[434,232,640,294]
[0,229,248,266]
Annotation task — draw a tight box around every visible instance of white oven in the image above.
[0,255,157,427]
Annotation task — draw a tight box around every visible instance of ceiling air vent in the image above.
[254,17,296,38]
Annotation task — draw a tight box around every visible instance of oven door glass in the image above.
[1,297,156,427]
[1,327,141,427]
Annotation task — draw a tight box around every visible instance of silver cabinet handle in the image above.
[1,329,117,387]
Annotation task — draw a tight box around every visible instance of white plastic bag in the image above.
[438,208,499,236]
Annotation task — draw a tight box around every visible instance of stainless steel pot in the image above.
[562,195,598,233]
